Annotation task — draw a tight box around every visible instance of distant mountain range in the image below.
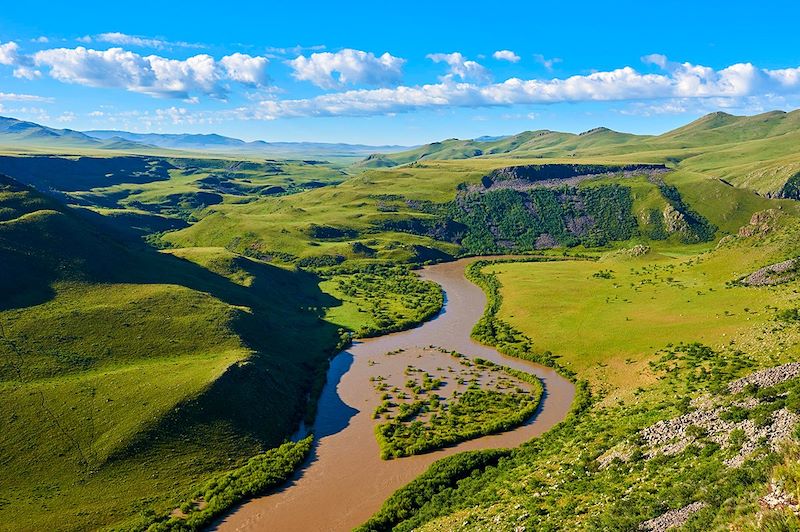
[83,129,412,158]
[0,116,412,159]
[0,116,152,151]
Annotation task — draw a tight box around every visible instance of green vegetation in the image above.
[373,355,543,459]
[355,449,511,532]
[135,437,312,531]
[362,207,800,530]
[451,183,639,253]
[359,110,800,198]
[0,176,340,530]
[3,109,800,530]
[319,264,443,337]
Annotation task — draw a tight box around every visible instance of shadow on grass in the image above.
[0,173,345,456]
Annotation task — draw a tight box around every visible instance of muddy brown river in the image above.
[214,258,575,531]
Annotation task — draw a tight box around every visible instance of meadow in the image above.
[361,202,800,530]
[2,109,800,529]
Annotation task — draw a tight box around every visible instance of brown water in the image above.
[214,258,575,532]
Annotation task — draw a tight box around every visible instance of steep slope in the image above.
[0,175,340,530]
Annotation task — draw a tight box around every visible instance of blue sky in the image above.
[1,0,800,144]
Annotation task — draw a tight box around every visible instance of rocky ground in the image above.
[640,363,800,467]
[638,501,707,532]
[596,364,800,529]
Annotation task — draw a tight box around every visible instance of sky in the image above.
[1,0,800,145]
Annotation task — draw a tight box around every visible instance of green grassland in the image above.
[362,207,800,530]
[0,176,342,530]
[319,265,443,337]
[163,130,796,263]
[2,109,800,530]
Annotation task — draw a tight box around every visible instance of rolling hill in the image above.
[0,116,412,160]
[0,174,341,530]
[357,110,800,198]
[0,116,161,152]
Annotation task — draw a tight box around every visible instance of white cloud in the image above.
[0,41,20,65]
[13,67,42,80]
[56,111,76,123]
[239,60,800,120]
[642,53,669,69]
[24,46,269,99]
[288,49,405,88]
[0,92,53,102]
[93,32,204,49]
[32,36,49,44]
[427,52,490,82]
[220,53,269,85]
[0,41,41,79]
[533,54,562,72]
[493,50,520,63]
[265,44,325,58]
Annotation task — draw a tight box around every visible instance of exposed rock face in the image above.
[597,442,634,469]
[601,244,651,261]
[480,163,669,192]
[740,258,799,286]
[535,233,558,249]
[639,501,707,532]
[761,480,800,514]
[739,209,780,237]
[728,363,800,393]
[662,204,690,234]
[636,363,800,468]
[640,398,798,468]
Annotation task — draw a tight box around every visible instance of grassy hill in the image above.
[164,155,789,264]
[356,110,800,198]
[0,175,341,530]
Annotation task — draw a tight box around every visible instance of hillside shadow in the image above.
[0,181,345,450]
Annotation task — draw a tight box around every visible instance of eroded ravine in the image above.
[214,258,575,532]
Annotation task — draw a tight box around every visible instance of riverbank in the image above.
[213,258,575,531]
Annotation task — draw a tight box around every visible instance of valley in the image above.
[1,109,799,531]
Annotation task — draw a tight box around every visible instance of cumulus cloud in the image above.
[288,49,405,88]
[427,52,491,82]
[239,60,800,120]
[533,54,562,72]
[0,41,20,65]
[642,53,669,69]
[0,41,42,79]
[23,46,269,99]
[493,50,520,63]
[220,53,269,85]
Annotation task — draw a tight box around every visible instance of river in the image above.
[214,258,575,531]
